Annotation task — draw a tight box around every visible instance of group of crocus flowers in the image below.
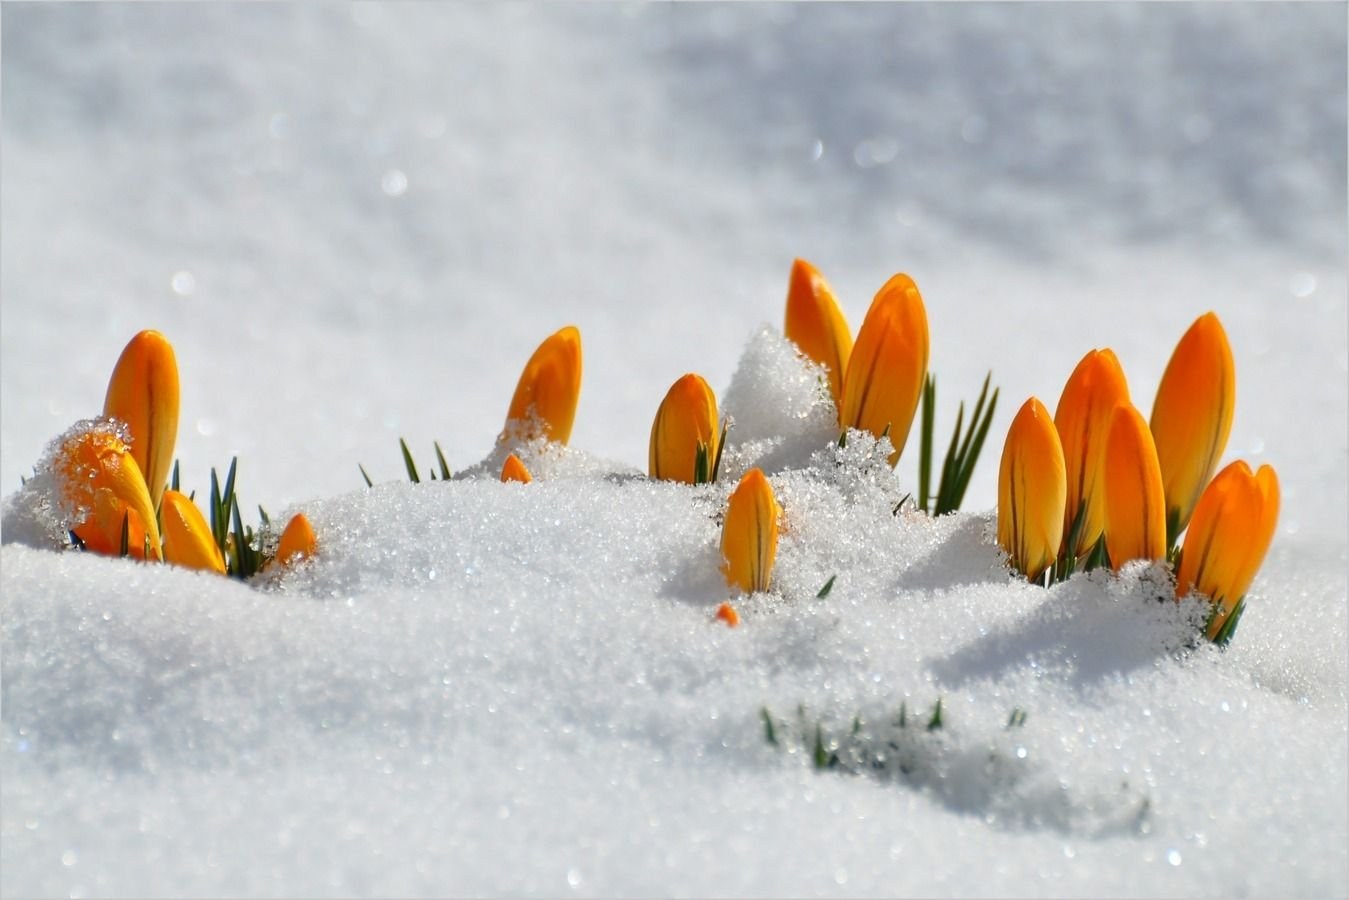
[50,330,316,576]
[996,312,1279,642]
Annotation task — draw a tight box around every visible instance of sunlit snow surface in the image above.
[3,5,1347,898]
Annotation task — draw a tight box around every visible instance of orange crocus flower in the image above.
[649,373,721,484]
[503,326,582,445]
[1102,404,1166,570]
[1054,348,1130,558]
[275,513,318,566]
[784,258,853,410]
[161,489,226,574]
[55,422,163,561]
[501,453,533,483]
[997,398,1066,582]
[720,468,780,594]
[103,330,179,511]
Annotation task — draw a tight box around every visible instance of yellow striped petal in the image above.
[649,373,720,484]
[1150,312,1235,541]
[1054,348,1131,557]
[838,273,929,466]
[503,326,582,445]
[103,330,179,511]
[997,397,1066,582]
[1102,404,1166,570]
[57,423,163,561]
[720,468,780,594]
[784,258,853,410]
[501,453,533,483]
[276,513,317,566]
[160,489,226,574]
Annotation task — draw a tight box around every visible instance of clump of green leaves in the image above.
[361,438,452,487]
[918,372,999,516]
[205,457,273,579]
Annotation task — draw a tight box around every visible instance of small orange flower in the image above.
[784,258,853,410]
[160,490,226,574]
[838,273,929,467]
[503,326,582,445]
[720,468,780,594]
[1150,312,1235,543]
[1177,461,1279,640]
[997,398,1066,582]
[1102,404,1166,570]
[103,330,180,511]
[55,421,163,561]
[649,373,721,484]
[714,601,741,627]
[1054,348,1130,558]
[500,453,533,483]
[275,513,318,566]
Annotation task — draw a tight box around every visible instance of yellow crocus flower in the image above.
[160,489,226,574]
[1054,348,1130,558]
[1150,312,1235,543]
[784,258,853,410]
[997,397,1066,582]
[838,273,929,466]
[55,422,163,561]
[275,513,318,566]
[103,330,179,511]
[720,468,780,594]
[1102,404,1166,570]
[649,373,721,484]
[1177,461,1279,640]
[501,453,533,483]
[503,325,582,446]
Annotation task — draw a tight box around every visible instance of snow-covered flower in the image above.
[1177,460,1279,642]
[720,467,780,594]
[1150,312,1235,546]
[784,257,852,411]
[1102,404,1166,570]
[502,325,583,446]
[1054,348,1130,559]
[649,373,722,484]
[54,420,163,561]
[838,273,929,467]
[275,512,318,567]
[500,453,532,483]
[160,489,226,574]
[102,329,180,511]
[997,397,1065,583]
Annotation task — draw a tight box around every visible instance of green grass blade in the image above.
[815,574,837,599]
[434,442,452,481]
[399,438,420,484]
[919,374,936,514]
[359,464,374,488]
[710,419,729,483]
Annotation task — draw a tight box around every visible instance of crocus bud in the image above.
[714,601,740,627]
[103,330,179,511]
[1150,312,1235,543]
[1054,348,1130,557]
[1177,461,1279,640]
[276,513,317,566]
[649,373,721,484]
[55,421,163,561]
[501,453,533,483]
[838,273,929,466]
[503,325,582,445]
[160,489,226,574]
[1102,404,1166,570]
[784,258,853,411]
[720,468,780,594]
[997,398,1066,582]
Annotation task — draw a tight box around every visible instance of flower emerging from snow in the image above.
[997,397,1065,583]
[1054,348,1130,560]
[500,453,533,483]
[784,258,853,412]
[649,373,722,484]
[720,468,780,594]
[503,325,583,446]
[52,419,163,561]
[1102,404,1167,571]
[103,329,180,511]
[275,513,318,567]
[161,489,226,574]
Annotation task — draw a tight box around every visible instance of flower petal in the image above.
[1150,312,1235,542]
[1054,348,1130,557]
[503,326,582,445]
[784,258,853,411]
[103,330,180,511]
[649,373,720,484]
[838,273,929,466]
[1102,404,1166,570]
[997,397,1066,582]
[720,468,780,594]
[501,453,533,483]
[161,489,226,574]
[56,421,163,561]
[276,513,317,566]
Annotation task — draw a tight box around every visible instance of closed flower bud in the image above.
[1054,348,1130,558]
[784,258,853,410]
[1177,461,1279,640]
[1150,312,1235,543]
[503,326,582,446]
[501,453,533,483]
[275,513,317,566]
[160,489,226,574]
[54,421,163,561]
[649,373,721,484]
[720,468,780,594]
[997,398,1066,582]
[103,330,179,511]
[1102,404,1166,570]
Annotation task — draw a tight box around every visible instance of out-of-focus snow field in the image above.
[2,4,1345,897]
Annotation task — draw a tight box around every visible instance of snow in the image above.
[3,4,1346,897]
